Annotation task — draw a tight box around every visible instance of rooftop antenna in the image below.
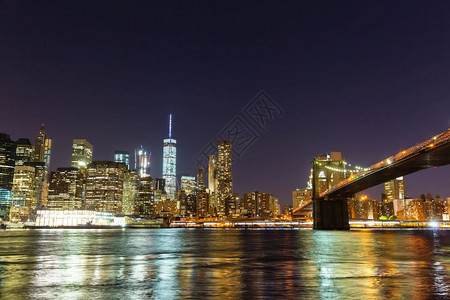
[168,113,172,138]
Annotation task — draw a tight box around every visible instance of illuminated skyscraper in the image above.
[10,165,35,222]
[208,155,217,193]
[71,139,93,169]
[217,140,233,216]
[33,124,52,179]
[134,176,155,218]
[197,168,205,192]
[114,151,130,170]
[181,176,196,195]
[85,161,126,214]
[15,138,34,166]
[48,167,84,210]
[135,146,151,177]
[384,177,405,202]
[162,114,177,200]
[0,133,16,219]
[122,170,139,214]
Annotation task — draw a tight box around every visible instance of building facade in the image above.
[71,139,93,169]
[162,114,176,200]
[114,151,130,170]
[216,140,233,216]
[0,133,16,219]
[135,146,151,177]
[85,161,126,214]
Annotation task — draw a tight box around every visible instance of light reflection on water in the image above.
[0,229,449,299]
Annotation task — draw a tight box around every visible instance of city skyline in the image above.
[1,1,450,205]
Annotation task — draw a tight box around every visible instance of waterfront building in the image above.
[162,114,177,200]
[35,210,115,227]
[48,167,84,210]
[15,138,33,166]
[114,151,130,170]
[181,175,196,195]
[292,188,312,209]
[0,133,16,219]
[241,191,278,218]
[10,165,35,222]
[33,124,52,179]
[216,140,233,217]
[85,161,126,214]
[122,170,139,215]
[134,176,154,218]
[135,146,150,177]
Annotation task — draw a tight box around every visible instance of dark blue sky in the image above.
[1,1,449,204]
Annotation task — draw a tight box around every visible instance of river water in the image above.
[0,229,449,299]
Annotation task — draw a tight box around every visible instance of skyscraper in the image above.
[197,168,205,192]
[208,155,217,193]
[15,138,34,166]
[162,114,177,200]
[10,165,35,222]
[122,170,139,215]
[48,167,84,210]
[134,176,155,218]
[217,140,233,217]
[384,177,406,202]
[85,161,126,214]
[33,124,52,179]
[181,176,196,195]
[114,151,130,170]
[71,139,93,169]
[135,146,150,177]
[0,133,16,219]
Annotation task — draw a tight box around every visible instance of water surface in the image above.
[0,229,449,299]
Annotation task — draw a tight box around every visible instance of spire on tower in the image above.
[168,113,172,138]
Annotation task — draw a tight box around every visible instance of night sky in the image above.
[1,1,449,205]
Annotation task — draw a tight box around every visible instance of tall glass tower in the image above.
[135,146,150,177]
[162,114,176,200]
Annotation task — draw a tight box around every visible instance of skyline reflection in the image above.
[0,229,449,299]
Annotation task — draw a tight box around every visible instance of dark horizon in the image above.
[2,1,450,204]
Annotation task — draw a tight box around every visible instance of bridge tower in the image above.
[312,152,350,230]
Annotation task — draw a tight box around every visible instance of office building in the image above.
[48,167,84,210]
[15,138,34,166]
[0,133,16,219]
[196,191,209,218]
[135,146,150,177]
[71,139,93,169]
[85,161,126,214]
[10,165,35,222]
[134,176,154,218]
[216,140,233,216]
[122,170,139,215]
[384,177,405,202]
[181,175,196,195]
[162,114,177,200]
[33,124,52,179]
[197,168,205,192]
[114,151,130,170]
